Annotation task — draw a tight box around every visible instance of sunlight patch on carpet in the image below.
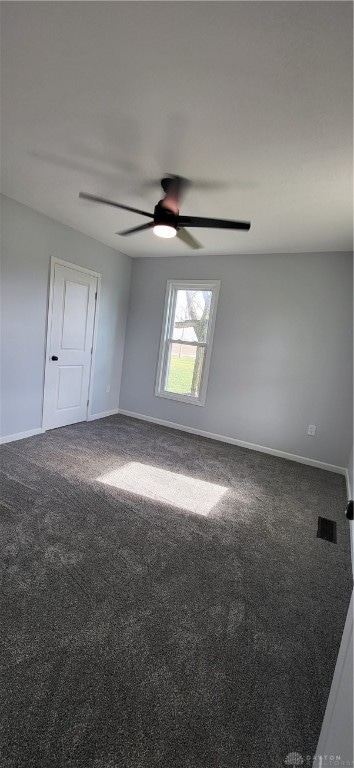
[97,462,228,515]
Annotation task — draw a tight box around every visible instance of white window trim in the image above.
[155,279,220,406]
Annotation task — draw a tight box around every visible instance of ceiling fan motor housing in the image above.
[154,201,179,229]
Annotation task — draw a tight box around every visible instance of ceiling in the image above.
[1,1,353,258]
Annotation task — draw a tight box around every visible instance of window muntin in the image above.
[156,281,220,405]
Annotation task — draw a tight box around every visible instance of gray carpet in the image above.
[0,414,352,768]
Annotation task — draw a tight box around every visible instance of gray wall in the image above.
[0,195,131,438]
[120,251,353,468]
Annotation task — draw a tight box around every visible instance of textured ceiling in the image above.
[1,1,353,257]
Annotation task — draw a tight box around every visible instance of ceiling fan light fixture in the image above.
[153,224,177,239]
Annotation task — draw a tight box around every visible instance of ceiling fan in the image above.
[79,175,251,249]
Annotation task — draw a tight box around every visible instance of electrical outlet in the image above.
[307,424,317,436]
[106,385,110,393]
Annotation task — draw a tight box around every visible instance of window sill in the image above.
[155,390,205,407]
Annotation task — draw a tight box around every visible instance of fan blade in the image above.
[79,192,153,218]
[177,228,202,249]
[178,215,250,231]
[117,222,154,236]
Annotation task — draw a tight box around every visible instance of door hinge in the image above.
[87,399,89,407]
[91,347,93,355]
[95,291,97,300]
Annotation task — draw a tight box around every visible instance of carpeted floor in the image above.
[0,415,352,768]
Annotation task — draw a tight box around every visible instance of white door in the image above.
[42,261,98,430]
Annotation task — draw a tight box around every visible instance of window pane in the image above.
[166,343,205,397]
[171,289,212,344]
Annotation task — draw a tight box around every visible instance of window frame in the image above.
[155,279,221,406]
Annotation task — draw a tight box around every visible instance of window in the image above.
[155,280,220,406]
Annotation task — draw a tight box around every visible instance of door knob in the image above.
[51,355,58,361]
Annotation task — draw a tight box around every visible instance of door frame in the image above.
[42,256,101,431]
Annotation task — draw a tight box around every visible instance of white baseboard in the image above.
[87,408,119,422]
[0,411,119,441]
[1,411,347,479]
[0,427,45,445]
[118,409,346,476]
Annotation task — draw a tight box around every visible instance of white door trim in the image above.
[42,257,101,431]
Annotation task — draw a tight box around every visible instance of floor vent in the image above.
[317,516,337,544]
